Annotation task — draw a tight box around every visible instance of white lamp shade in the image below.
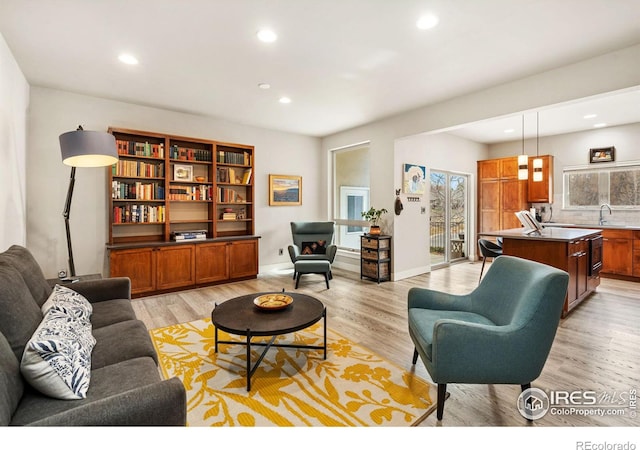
[518,154,528,180]
[59,130,118,167]
[533,157,543,182]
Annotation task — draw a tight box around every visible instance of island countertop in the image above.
[480,227,602,242]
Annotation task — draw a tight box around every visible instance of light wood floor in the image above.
[131,261,640,427]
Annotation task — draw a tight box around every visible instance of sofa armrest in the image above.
[24,377,186,426]
[67,277,131,303]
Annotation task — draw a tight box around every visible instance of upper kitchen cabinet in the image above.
[527,155,553,203]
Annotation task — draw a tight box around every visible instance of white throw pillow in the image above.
[20,307,95,399]
[41,284,93,322]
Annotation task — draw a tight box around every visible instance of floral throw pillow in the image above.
[41,284,93,322]
[20,307,95,399]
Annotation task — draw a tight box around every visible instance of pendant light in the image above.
[518,115,528,180]
[533,112,543,182]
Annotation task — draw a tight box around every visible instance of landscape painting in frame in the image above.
[269,174,302,206]
[403,164,426,195]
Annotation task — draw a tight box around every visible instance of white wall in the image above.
[27,87,322,278]
[393,133,487,280]
[488,122,640,224]
[322,44,640,279]
[0,33,29,251]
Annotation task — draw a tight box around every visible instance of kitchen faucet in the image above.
[599,203,612,225]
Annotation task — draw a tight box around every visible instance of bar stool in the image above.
[478,239,503,282]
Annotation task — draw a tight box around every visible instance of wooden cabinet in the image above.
[477,157,528,233]
[106,127,258,296]
[527,155,554,203]
[634,232,640,278]
[109,245,195,295]
[156,245,195,290]
[497,230,601,317]
[195,242,229,284]
[360,235,391,283]
[110,237,259,297]
[228,239,259,279]
[567,239,589,310]
[109,247,156,296]
[601,229,633,277]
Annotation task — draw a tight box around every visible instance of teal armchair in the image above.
[288,222,337,279]
[407,255,569,420]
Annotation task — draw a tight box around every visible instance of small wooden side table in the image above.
[360,234,391,283]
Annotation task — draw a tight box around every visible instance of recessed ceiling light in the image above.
[504,128,515,134]
[279,97,291,104]
[258,83,271,90]
[257,29,277,43]
[583,114,598,119]
[416,14,439,30]
[118,53,139,65]
[593,123,607,128]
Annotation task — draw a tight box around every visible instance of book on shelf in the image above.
[172,234,207,241]
[171,229,207,241]
[221,212,237,220]
[241,168,252,184]
[116,140,164,158]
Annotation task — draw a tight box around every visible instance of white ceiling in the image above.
[1,0,640,138]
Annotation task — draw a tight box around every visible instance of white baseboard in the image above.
[392,266,430,281]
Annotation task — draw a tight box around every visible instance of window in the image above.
[563,164,640,208]
[332,143,370,249]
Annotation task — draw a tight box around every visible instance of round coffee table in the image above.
[211,291,326,391]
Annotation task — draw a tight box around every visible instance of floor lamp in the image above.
[59,126,118,277]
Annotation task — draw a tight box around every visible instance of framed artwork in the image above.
[174,164,193,181]
[590,147,615,163]
[402,164,426,195]
[269,174,302,206]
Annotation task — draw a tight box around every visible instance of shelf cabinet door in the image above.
[527,155,553,203]
[228,239,258,279]
[479,179,500,232]
[156,245,196,290]
[196,242,229,283]
[602,238,633,276]
[109,247,156,295]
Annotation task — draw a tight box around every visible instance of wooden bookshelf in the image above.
[106,127,258,296]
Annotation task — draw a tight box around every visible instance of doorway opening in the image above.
[430,170,469,268]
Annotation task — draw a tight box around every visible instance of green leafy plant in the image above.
[361,207,388,227]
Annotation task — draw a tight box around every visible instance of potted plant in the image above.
[361,207,388,235]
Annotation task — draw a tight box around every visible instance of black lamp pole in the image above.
[63,165,77,277]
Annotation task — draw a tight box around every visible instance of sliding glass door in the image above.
[430,170,468,268]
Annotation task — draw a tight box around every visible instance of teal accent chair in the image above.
[288,222,337,280]
[407,255,569,420]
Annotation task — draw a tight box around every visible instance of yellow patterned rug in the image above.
[149,318,437,426]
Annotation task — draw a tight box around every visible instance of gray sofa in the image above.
[0,245,186,426]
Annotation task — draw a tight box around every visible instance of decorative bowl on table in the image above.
[254,293,293,310]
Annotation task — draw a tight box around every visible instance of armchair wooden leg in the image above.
[436,384,447,420]
[521,383,533,422]
[293,271,297,280]
[295,273,301,289]
[324,273,330,289]
[412,348,418,364]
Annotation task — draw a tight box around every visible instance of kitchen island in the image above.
[480,227,603,317]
